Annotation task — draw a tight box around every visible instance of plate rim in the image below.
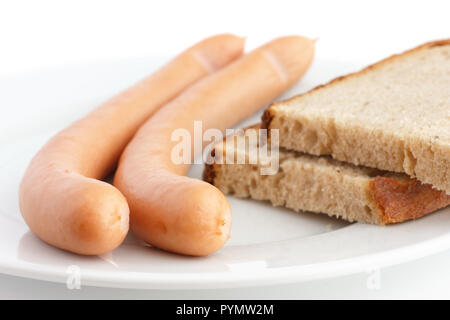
[1,229,450,289]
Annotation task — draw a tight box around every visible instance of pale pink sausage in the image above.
[19,34,245,255]
[114,36,315,256]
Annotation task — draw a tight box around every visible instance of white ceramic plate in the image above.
[0,56,449,290]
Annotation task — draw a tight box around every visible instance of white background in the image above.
[0,0,449,299]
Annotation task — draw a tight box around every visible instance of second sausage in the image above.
[114,36,315,256]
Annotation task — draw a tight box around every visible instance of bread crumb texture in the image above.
[206,125,450,225]
[265,40,450,194]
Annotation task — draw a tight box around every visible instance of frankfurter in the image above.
[114,36,315,256]
[19,34,245,255]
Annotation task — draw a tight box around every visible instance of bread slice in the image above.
[204,125,450,225]
[262,40,450,194]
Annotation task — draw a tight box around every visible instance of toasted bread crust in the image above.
[203,163,217,184]
[262,39,450,131]
[261,108,275,130]
[369,177,450,224]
